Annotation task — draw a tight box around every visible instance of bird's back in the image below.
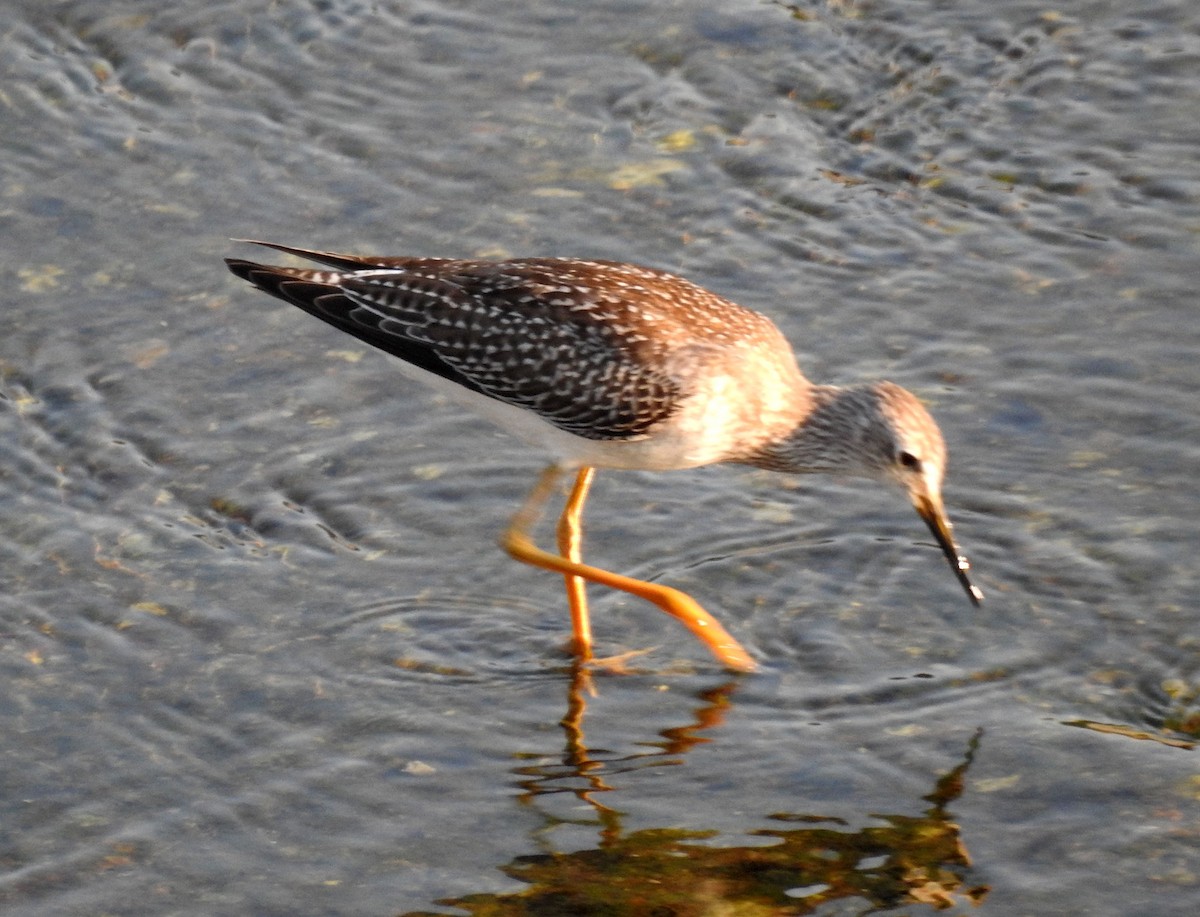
[225,245,799,449]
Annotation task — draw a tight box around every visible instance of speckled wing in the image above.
[225,248,687,440]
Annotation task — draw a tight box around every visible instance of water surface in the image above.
[2,1,1198,914]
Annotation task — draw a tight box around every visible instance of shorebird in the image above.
[225,241,982,672]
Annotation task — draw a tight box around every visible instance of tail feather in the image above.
[223,255,485,397]
[229,239,452,272]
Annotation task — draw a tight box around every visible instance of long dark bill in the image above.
[915,496,984,606]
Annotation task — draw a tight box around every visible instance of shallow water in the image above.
[2,0,1198,914]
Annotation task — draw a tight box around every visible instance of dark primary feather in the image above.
[225,259,479,393]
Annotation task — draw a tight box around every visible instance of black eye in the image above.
[898,450,922,472]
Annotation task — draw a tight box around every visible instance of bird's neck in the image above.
[742,384,875,475]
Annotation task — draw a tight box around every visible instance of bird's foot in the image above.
[583,646,658,675]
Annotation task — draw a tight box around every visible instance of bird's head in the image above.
[865,382,983,607]
[766,381,983,606]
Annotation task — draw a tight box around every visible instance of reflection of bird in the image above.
[226,241,982,672]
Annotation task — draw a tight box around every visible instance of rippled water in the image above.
[2,1,1198,914]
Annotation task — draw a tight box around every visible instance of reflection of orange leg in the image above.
[556,467,595,661]
[501,465,757,673]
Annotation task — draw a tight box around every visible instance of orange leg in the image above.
[556,467,595,661]
[501,465,757,673]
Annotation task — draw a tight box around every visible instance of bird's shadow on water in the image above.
[400,666,990,916]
